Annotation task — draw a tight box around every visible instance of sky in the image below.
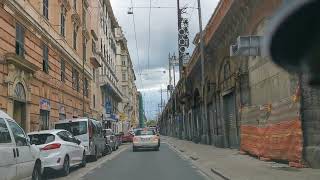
[110,0,219,120]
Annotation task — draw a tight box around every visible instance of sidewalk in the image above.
[163,136,320,180]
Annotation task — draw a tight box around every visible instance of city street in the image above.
[82,143,209,180]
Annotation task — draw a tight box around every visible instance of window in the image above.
[93,94,96,108]
[83,38,87,62]
[40,110,50,130]
[122,85,127,95]
[82,3,87,29]
[60,5,66,37]
[7,120,28,146]
[73,0,77,10]
[93,68,96,82]
[55,122,88,136]
[57,131,71,142]
[84,78,88,97]
[61,59,65,82]
[72,68,80,92]
[92,40,96,54]
[28,134,55,145]
[59,113,66,120]
[122,72,126,81]
[43,45,49,73]
[43,0,49,19]
[16,23,25,57]
[0,118,11,143]
[73,25,77,49]
[122,57,126,66]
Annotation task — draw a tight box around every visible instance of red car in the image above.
[122,131,134,142]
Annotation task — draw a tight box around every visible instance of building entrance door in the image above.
[223,92,239,148]
[13,101,26,130]
[13,83,27,131]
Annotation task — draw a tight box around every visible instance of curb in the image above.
[166,139,231,180]
[210,168,231,180]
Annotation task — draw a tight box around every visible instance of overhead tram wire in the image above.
[147,0,152,70]
[130,0,144,90]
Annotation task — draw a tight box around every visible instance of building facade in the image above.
[160,0,320,168]
[0,0,94,132]
[115,27,138,133]
[0,0,138,135]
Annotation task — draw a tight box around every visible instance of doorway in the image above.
[223,92,239,148]
[13,101,26,130]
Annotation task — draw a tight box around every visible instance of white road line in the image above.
[54,145,130,180]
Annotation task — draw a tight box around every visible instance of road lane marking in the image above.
[53,144,130,180]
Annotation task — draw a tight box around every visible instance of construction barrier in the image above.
[240,97,303,164]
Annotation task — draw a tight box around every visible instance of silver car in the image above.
[132,129,160,152]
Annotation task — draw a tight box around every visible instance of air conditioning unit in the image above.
[230,36,263,57]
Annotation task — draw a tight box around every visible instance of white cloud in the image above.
[110,0,219,119]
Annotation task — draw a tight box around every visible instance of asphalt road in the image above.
[81,143,209,180]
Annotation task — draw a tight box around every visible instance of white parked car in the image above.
[133,129,160,152]
[28,129,86,176]
[0,110,43,180]
[55,118,105,161]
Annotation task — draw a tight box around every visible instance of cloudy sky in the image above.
[110,0,219,120]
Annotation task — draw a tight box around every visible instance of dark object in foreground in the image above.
[267,0,320,85]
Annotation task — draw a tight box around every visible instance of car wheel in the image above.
[80,151,86,167]
[61,156,70,176]
[155,147,159,151]
[32,161,42,180]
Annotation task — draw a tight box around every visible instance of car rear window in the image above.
[135,130,155,136]
[55,121,87,136]
[28,134,55,145]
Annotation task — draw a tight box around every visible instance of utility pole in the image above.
[197,0,209,143]
[160,88,163,112]
[177,0,182,77]
[173,54,176,87]
[168,53,172,96]
[82,42,85,117]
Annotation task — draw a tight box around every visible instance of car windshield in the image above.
[55,121,87,136]
[28,134,55,145]
[135,130,155,136]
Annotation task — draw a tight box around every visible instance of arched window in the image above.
[14,83,26,102]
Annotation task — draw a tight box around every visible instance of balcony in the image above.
[98,75,123,102]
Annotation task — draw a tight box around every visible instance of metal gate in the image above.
[223,92,239,148]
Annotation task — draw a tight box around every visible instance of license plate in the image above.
[142,138,150,141]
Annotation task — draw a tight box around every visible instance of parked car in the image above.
[55,118,105,161]
[117,132,124,145]
[132,129,160,152]
[0,110,43,180]
[103,129,117,151]
[28,129,86,176]
[122,131,135,143]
